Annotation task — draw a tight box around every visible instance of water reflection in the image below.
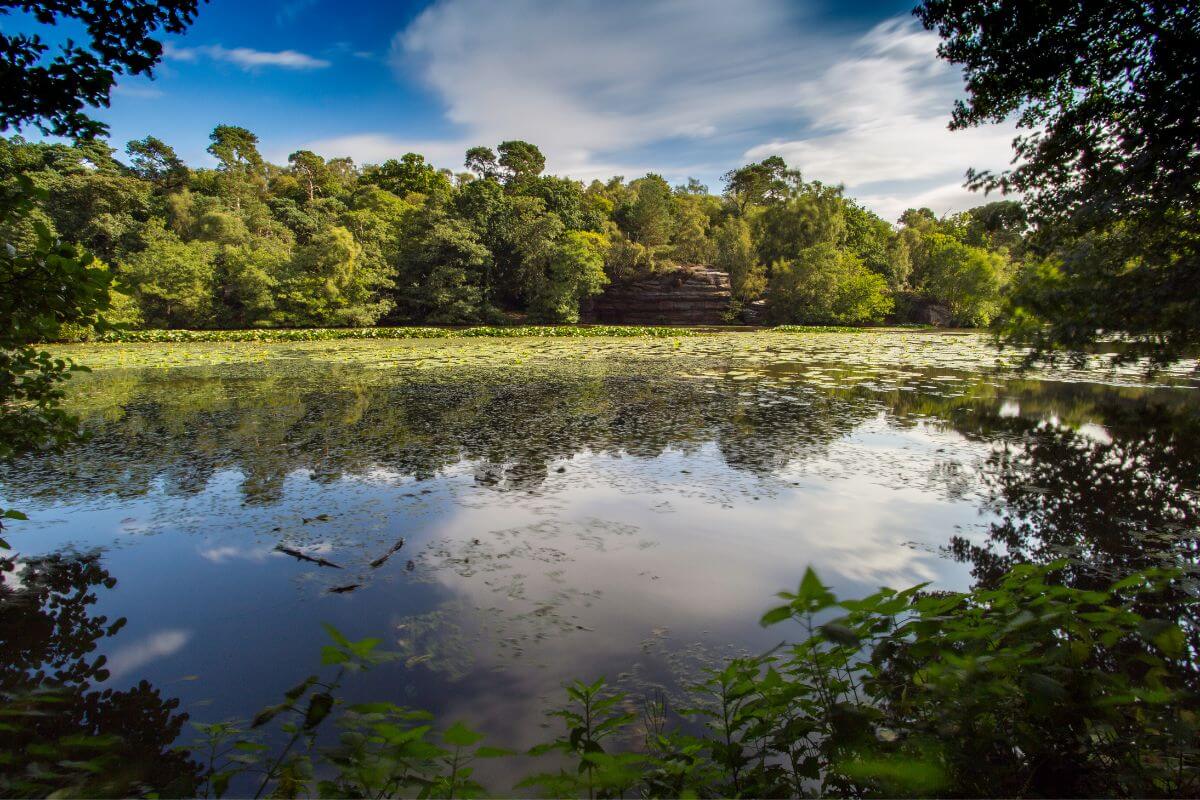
[0,553,199,796]
[1,336,1198,779]
[943,398,1200,683]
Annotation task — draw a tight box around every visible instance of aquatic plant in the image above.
[82,325,706,344]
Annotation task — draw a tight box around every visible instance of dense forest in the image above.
[0,132,1024,332]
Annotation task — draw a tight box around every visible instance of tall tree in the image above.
[496,140,545,187]
[917,0,1200,363]
[0,0,201,483]
[207,125,263,211]
[287,149,332,203]
[126,136,187,191]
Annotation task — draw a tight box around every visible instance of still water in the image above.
[3,331,1197,786]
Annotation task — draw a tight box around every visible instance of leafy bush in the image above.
[768,244,894,326]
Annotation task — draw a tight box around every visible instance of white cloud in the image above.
[743,18,1017,219]
[393,0,836,175]
[165,43,330,71]
[298,1,1015,215]
[856,181,1008,227]
[106,629,191,680]
[293,133,468,168]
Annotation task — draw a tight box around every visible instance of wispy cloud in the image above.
[165,43,330,71]
[106,629,192,681]
[743,18,1018,222]
[284,0,1013,218]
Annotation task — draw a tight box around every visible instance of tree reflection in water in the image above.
[947,399,1200,685]
[0,553,199,797]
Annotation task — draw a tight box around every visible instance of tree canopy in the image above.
[917,0,1200,363]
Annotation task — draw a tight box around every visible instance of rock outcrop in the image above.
[584,265,733,325]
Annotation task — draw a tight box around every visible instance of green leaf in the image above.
[475,746,515,758]
[284,675,318,701]
[837,755,947,794]
[759,605,793,626]
[443,721,486,747]
[251,704,287,729]
[303,692,334,730]
[321,646,349,665]
[322,623,351,647]
[1139,619,1185,658]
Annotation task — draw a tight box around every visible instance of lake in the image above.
[3,331,1197,789]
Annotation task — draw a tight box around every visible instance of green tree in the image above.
[280,225,391,327]
[842,199,907,288]
[914,231,1008,326]
[755,181,846,268]
[366,153,452,199]
[722,156,801,214]
[527,231,610,323]
[216,238,291,327]
[768,243,893,325]
[917,0,1200,363]
[0,181,113,462]
[713,217,765,302]
[617,174,674,250]
[207,125,264,211]
[396,212,492,323]
[496,140,545,187]
[287,149,334,203]
[671,194,714,264]
[464,146,498,180]
[125,136,187,191]
[122,223,217,327]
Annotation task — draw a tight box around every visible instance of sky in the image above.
[12,0,1019,222]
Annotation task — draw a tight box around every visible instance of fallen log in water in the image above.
[274,544,342,569]
[369,537,406,568]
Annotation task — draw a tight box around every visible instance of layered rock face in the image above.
[585,265,733,325]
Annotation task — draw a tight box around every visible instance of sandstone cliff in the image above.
[584,265,733,325]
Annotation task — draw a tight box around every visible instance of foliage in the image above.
[768,244,894,326]
[713,216,766,302]
[505,562,1197,798]
[0,0,199,522]
[0,0,201,139]
[0,179,113,463]
[917,0,1200,363]
[913,231,1007,326]
[2,128,1022,332]
[525,230,610,323]
[85,324,702,343]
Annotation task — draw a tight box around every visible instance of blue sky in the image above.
[11,0,1018,222]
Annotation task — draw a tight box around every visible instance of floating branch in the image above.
[369,537,406,569]
[274,544,342,569]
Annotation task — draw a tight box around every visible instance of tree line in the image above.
[0,131,1024,332]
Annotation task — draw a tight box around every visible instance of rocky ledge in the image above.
[585,265,733,325]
